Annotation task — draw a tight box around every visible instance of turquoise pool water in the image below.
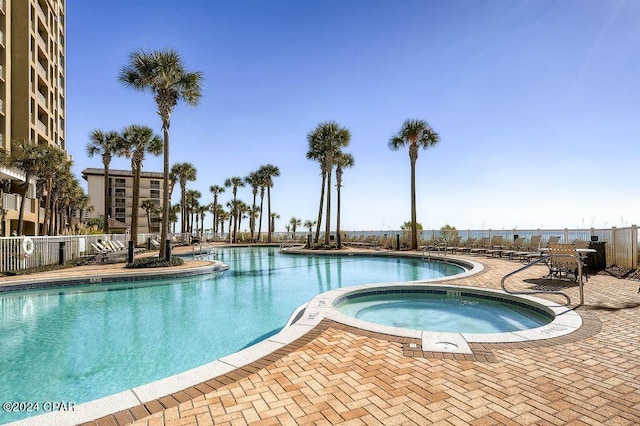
[335,292,552,333]
[0,247,463,422]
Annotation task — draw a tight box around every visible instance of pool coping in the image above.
[0,261,229,293]
[4,249,580,426]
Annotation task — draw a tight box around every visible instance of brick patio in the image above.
[71,253,640,426]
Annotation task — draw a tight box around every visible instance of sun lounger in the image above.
[485,236,505,257]
[469,237,490,255]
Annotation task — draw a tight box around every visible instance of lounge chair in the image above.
[501,237,526,259]
[513,235,542,262]
[456,237,477,254]
[150,239,161,249]
[90,242,109,262]
[444,236,462,254]
[485,236,505,257]
[469,237,490,255]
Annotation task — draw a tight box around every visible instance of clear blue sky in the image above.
[67,0,640,232]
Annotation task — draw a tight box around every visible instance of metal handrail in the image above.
[500,254,584,306]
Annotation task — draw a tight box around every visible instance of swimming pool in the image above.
[0,246,466,422]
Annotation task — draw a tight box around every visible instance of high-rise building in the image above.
[0,0,66,235]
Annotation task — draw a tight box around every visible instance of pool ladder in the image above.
[500,254,584,306]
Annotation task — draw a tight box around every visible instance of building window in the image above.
[113,178,126,188]
[150,190,160,199]
[150,180,160,189]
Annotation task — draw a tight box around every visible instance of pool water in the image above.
[336,292,552,333]
[0,247,463,422]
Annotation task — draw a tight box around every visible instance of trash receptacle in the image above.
[588,241,606,271]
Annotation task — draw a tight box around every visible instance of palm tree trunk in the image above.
[314,173,326,244]
[16,174,31,235]
[324,170,332,246]
[257,190,265,242]
[410,158,418,250]
[267,187,272,243]
[103,165,110,233]
[336,183,342,249]
[250,192,257,242]
[130,166,141,245]
[43,178,53,235]
[160,124,170,259]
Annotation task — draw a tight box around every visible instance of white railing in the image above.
[0,234,131,273]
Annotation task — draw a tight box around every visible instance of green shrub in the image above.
[125,256,184,269]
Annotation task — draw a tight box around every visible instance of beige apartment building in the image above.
[0,0,67,236]
[82,168,164,234]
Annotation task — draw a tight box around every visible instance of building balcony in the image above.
[37,119,48,135]
[1,193,39,215]
[37,61,48,80]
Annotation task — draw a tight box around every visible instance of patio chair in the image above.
[485,236,505,257]
[547,244,584,281]
[150,239,161,249]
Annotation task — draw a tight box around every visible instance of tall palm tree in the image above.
[224,176,245,243]
[289,217,301,236]
[334,151,355,249]
[389,119,440,250]
[184,189,201,234]
[244,171,261,241]
[171,162,197,234]
[119,48,204,259]
[86,129,123,233]
[120,124,163,245]
[209,184,225,237]
[36,145,69,235]
[257,164,280,243]
[306,122,351,245]
[141,199,160,235]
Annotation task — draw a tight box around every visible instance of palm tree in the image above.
[171,162,197,234]
[303,220,316,234]
[8,140,42,235]
[184,189,201,234]
[257,164,280,243]
[224,176,245,243]
[86,129,123,233]
[306,122,351,245]
[217,208,229,235]
[389,119,440,250]
[120,124,163,245]
[334,151,355,249]
[36,145,69,235]
[119,48,204,259]
[170,204,180,234]
[289,217,301,237]
[209,185,225,237]
[270,212,280,239]
[141,199,161,235]
[244,171,261,241]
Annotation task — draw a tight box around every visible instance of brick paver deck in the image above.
[9,250,640,425]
